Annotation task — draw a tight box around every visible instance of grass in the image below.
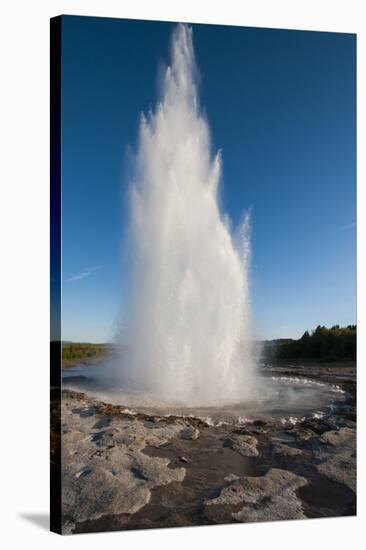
[62,342,111,368]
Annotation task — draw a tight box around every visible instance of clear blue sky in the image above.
[60,16,356,343]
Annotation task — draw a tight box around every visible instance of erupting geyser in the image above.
[118,24,256,405]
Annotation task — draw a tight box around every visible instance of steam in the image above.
[116,24,256,405]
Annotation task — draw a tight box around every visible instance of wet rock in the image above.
[180,426,200,440]
[250,428,268,435]
[319,427,354,447]
[91,428,118,447]
[205,468,307,522]
[272,443,303,458]
[234,495,305,523]
[61,374,356,533]
[225,473,240,483]
[316,428,356,492]
[92,417,111,430]
[317,455,356,492]
[300,419,337,435]
[291,427,316,441]
[233,427,251,436]
[252,420,267,427]
[224,434,258,457]
[72,406,96,418]
[75,468,92,479]
[61,395,186,532]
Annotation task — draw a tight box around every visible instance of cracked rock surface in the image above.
[224,434,259,456]
[315,428,356,491]
[61,396,185,533]
[57,361,356,533]
[205,468,307,522]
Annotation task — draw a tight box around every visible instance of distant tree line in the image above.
[275,325,356,361]
[62,342,109,360]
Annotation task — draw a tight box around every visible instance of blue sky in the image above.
[60,16,356,343]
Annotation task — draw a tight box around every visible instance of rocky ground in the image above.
[58,362,356,534]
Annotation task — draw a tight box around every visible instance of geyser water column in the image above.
[121,24,256,406]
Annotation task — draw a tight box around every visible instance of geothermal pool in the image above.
[62,362,346,426]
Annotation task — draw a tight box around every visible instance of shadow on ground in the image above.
[20,513,49,531]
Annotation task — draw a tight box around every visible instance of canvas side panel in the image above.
[50,15,62,535]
